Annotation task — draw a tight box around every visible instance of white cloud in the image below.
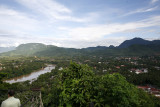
[1,14,159,48]
[121,6,158,17]
[17,0,71,13]
[15,0,92,22]
[52,37,126,48]
[151,0,159,4]
[0,0,160,48]
[67,16,160,41]
[0,6,41,35]
[57,27,70,30]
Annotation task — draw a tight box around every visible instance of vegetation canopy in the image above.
[0,62,160,107]
[45,62,158,107]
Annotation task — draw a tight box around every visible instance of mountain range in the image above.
[118,38,160,48]
[0,38,160,57]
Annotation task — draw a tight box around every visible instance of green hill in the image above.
[1,38,160,57]
[0,43,49,56]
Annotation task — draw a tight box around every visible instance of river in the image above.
[4,65,55,84]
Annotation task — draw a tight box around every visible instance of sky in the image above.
[0,0,160,48]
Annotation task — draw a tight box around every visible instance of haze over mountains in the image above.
[0,38,160,57]
[0,47,16,53]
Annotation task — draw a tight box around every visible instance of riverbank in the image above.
[4,64,55,84]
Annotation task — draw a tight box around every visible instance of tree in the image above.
[59,62,95,107]
[37,62,159,107]
[58,62,147,107]
[94,73,140,107]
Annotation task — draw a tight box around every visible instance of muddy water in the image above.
[4,65,55,84]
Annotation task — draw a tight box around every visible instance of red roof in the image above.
[138,86,160,92]
[150,88,160,92]
[137,86,150,89]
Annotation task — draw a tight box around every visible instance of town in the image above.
[1,55,160,98]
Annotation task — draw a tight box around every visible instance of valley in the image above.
[1,0,160,106]
[0,38,160,106]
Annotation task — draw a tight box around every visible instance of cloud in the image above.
[151,0,159,4]
[0,34,59,47]
[0,0,159,48]
[15,0,92,22]
[121,6,158,17]
[0,5,41,35]
[1,14,157,48]
[0,5,47,47]
[51,37,126,48]
[67,15,160,41]
[124,28,156,33]
[2,36,125,48]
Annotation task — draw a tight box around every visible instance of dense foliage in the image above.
[34,62,160,107]
[0,57,45,79]
[0,57,160,106]
[0,74,40,106]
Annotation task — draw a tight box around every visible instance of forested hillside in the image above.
[0,38,160,106]
[1,38,160,57]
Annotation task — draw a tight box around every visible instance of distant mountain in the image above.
[0,43,49,56]
[0,43,81,57]
[35,46,81,57]
[0,47,15,53]
[15,43,48,55]
[1,38,160,57]
[118,37,160,48]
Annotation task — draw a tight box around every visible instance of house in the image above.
[142,68,148,73]
[84,60,90,62]
[116,66,120,69]
[130,68,148,74]
[137,85,160,97]
[131,61,138,65]
[135,69,143,74]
